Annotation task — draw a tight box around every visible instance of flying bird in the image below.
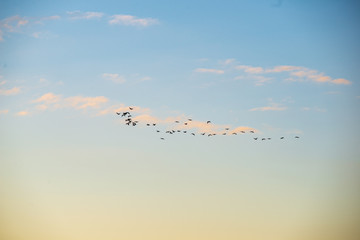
[262,138,266,141]
[160,138,165,140]
[295,136,300,138]
[156,130,160,133]
[225,128,229,130]
[153,123,156,126]
[207,121,211,124]
[241,131,245,133]
[116,112,121,115]
[129,107,133,110]
[250,131,255,133]
[191,133,195,136]
[184,123,188,125]
[280,137,284,139]
[254,138,258,140]
[175,121,180,123]
[232,133,237,135]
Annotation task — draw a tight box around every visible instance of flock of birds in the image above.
[116,107,301,141]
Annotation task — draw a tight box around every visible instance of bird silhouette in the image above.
[295,136,300,138]
[250,131,254,133]
[280,137,284,139]
[129,107,133,110]
[188,119,192,121]
[156,130,160,132]
[184,123,188,125]
[207,121,211,124]
[201,133,205,135]
[175,121,180,123]
[262,138,266,141]
[153,123,156,126]
[183,131,187,133]
[116,112,121,115]
[241,131,245,133]
[225,128,229,130]
[232,133,237,135]
[222,133,226,135]
[191,133,195,136]
[146,124,150,126]
[160,138,165,140]
[254,138,258,140]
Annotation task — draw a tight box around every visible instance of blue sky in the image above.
[1,1,360,239]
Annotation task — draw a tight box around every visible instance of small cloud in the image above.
[236,65,264,74]
[194,68,224,74]
[0,15,29,41]
[0,109,9,115]
[250,100,287,112]
[331,78,351,85]
[109,14,158,26]
[16,110,29,116]
[67,11,104,20]
[33,92,61,104]
[139,76,152,81]
[65,96,108,109]
[102,73,126,84]
[221,58,236,65]
[0,86,21,96]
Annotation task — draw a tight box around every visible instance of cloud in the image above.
[250,100,287,112]
[102,73,126,84]
[0,15,29,41]
[33,92,61,104]
[16,110,29,116]
[32,93,108,112]
[236,65,264,74]
[194,68,224,74]
[331,78,351,85]
[0,109,8,115]
[0,86,21,96]
[234,63,352,85]
[67,11,104,20]
[109,15,158,26]
[65,96,108,109]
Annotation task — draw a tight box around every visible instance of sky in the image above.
[1,0,360,239]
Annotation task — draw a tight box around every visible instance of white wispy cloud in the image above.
[67,11,104,20]
[250,99,287,112]
[16,110,29,116]
[194,68,225,74]
[0,15,29,41]
[32,92,108,112]
[102,73,126,84]
[109,14,159,26]
[0,109,9,115]
[234,63,351,85]
[0,86,21,96]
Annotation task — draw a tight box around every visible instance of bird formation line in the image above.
[116,107,301,141]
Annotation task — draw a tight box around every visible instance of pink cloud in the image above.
[195,68,224,74]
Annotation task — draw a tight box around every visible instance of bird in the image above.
[262,138,266,141]
[156,130,160,133]
[146,124,150,126]
[183,131,187,133]
[132,122,137,126]
[254,138,258,140]
[201,133,205,135]
[184,123,188,125]
[267,138,271,140]
[129,107,133,110]
[177,130,181,132]
[222,133,226,135]
[225,128,229,130]
[241,131,245,133]
[116,112,121,115]
[295,136,300,138]
[126,122,131,125]
[175,121,180,123]
[191,133,195,136]
[207,121,211,124]
[208,134,212,137]
[160,138,165,140]
[280,137,284,139]
[121,112,130,117]
[232,133,237,135]
[250,130,255,133]
[153,123,156,126]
